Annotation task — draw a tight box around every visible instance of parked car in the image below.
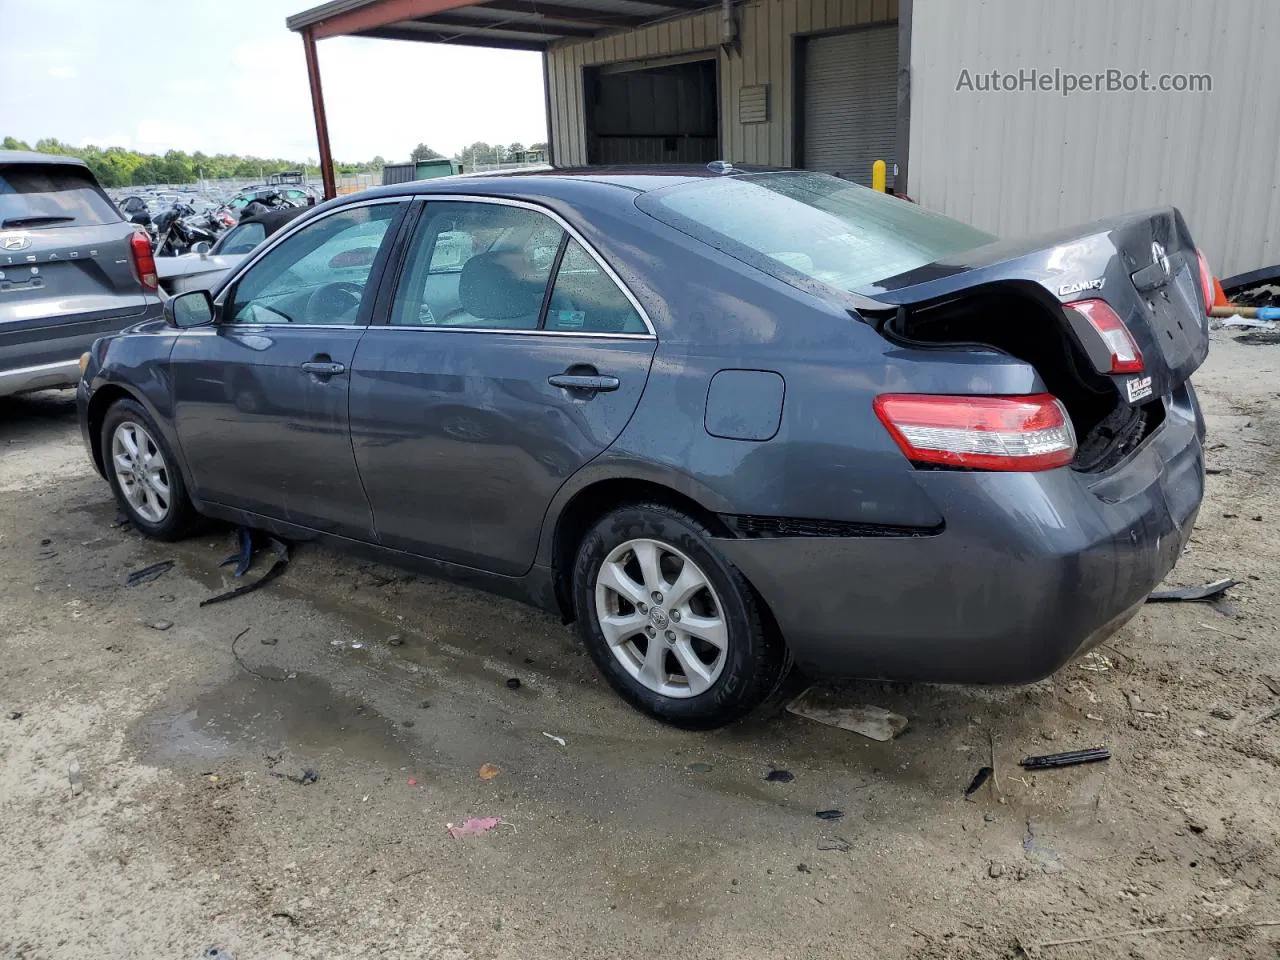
[77,167,1211,726]
[1,150,162,398]
[155,207,307,296]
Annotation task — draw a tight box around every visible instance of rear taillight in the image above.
[1067,299,1143,373]
[1195,248,1214,314]
[130,230,157,290]
[874,393,1076,472]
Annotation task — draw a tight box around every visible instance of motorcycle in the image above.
[153,202,225,257]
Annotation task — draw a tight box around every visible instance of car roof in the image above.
[0,149,91,169]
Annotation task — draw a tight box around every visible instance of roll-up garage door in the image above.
[803,25,898,186]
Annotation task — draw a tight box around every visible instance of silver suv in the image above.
[1,151,161,397]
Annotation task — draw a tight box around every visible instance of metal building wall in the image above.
[546,0,899,169]
[908,0,1280,277]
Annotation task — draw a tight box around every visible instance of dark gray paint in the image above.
[79,169,1209,685]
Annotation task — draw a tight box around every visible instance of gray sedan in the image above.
[77,167,1210,726]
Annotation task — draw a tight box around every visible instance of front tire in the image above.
[572,503,788,728]
[102,398,199,540]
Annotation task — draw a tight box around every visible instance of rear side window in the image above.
[545,239,647,334]
[217,222,266,255]
[636,172,994,293]
[0,164,120,228]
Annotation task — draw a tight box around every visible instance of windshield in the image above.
[0,164,120,228]
[636,172,994,292]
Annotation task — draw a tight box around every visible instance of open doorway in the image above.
[583,57,719,165]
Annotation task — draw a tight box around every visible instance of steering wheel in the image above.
[304,281,363,325]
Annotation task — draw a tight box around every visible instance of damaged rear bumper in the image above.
[714,385,1205,685]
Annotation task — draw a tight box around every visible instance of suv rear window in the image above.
[636,171,994,293]
[0,164,121,228]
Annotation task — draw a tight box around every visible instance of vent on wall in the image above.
[739,84,769,124]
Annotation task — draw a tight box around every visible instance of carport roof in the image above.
[286,0,719,51]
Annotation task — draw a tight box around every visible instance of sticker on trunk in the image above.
[1126,375,1153,403]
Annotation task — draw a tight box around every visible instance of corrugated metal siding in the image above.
[547,0,898,168]
[803,25,898,184]
[909,0,1280,276]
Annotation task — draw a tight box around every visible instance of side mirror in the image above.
[164,289,215,328]
[191,240,212,255]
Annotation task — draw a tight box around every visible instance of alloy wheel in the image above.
[594,538,728,698]
[111,421,172,523]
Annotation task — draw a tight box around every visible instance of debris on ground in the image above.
[124,559,174,587]
[68,758,83,797]
[447,817,502,839]
[1019,747,1110,770]
[142,618,173,631]
[7,710,22,721]
[964,766,994,797]
[201,537,290,607]
[765,769,795,783]
[542,732,566,747]
[387,634,404,646]
[817,836,852,852]
[1205,466,1232,475]
[269,767,318,786]
[478,763,501,780]
[202,948,232,959]
[1253,704,1280,726]
[687,762,712,773]
[260,636,278,646]
[1261,675,1280,697]
[815,809,844,821]
[1147,578,1239,602]
[796,863,811,873]
[218,526,254,578]
[785,687,908,741]
[505,677,521,690]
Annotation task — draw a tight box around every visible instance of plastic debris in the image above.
[7,711,22,721]
[201,537,290,606]
[1147,578,1239,603]
[765,769,794,783]
[817,835,852,852]
[407,778,418,786]
[1019,747,1110,770]
[203,948,232,959]
[542,732,566,747]
[815,809,844,821]
[68,758,83,796]
[144,619,174,631]
[260,637,278,646]
[965,766,994,796]
[387,634,404,646]
[505,677,521,690]
[124,559,174,587]
[447,816,501,839]
[687,762,713,773]
[218,526,254,578]
[786,687,908,741]
[270,767,318,785]
[478,763,501,780]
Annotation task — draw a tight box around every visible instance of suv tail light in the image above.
[1067,299,1143,373]
[874,394,1076,472]
[1195,248,1214,313]
[130,230,158,290]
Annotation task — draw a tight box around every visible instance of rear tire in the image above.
[101,398,199,541]
[572,503,788,728]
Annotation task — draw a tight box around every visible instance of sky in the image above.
[0,0,549,162]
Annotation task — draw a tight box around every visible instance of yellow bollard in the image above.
[871,160,886,192]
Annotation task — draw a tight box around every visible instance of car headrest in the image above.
[458,251,544,322]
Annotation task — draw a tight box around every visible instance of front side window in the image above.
[215,221,266,255]
[637,172,994,293]
[228,203,399,326]
[392,201,564,330]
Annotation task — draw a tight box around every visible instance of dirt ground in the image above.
[1,332,1278,960]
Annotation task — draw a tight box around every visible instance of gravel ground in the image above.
[1,332,1278,960]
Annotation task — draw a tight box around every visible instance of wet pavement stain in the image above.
[136,672,416,773]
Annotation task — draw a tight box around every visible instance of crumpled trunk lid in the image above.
[860,207,1210,404]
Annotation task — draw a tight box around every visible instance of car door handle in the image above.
[548,373,620,393]
[300,360,346,376]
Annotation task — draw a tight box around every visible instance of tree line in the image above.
[3,136,549,187]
